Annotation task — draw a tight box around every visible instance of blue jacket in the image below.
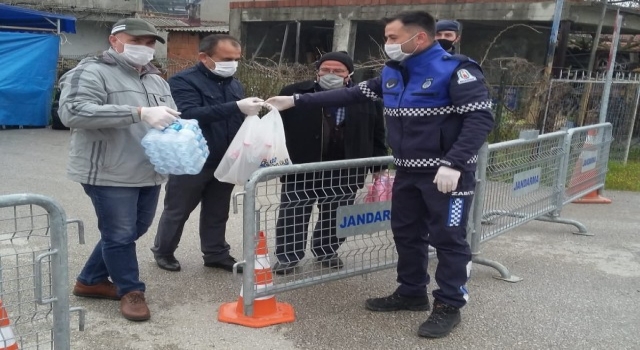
[294,43,494,172]
[168,63,245,169]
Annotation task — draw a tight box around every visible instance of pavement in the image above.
[1,128,639,350]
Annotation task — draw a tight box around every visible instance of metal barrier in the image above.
[470,123,613,282]
[234,123,613,317]
[235,156,401,316]
[0,194,85,349]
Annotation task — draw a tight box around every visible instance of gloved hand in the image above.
[265,96,295,111]
[140,106,181,130]
[433,166,461,193]
[236,97,265,116]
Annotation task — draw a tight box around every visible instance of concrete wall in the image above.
[201,0,232,22]
[59,20,111,57]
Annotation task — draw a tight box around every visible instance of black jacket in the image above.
[280,80,387,164]
[168,63,245,169]
[279,80,387,185]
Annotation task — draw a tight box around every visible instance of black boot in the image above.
[418,299,461,338]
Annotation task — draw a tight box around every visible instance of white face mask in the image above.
[384,33,419,61]
[118,41,155,67]
[210,59,238,78]
[318,73,346,90]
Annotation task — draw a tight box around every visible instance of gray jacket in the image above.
[59,48,176,186]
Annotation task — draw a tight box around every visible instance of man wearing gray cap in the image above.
[59,18,179,322]
[435,20,461,53]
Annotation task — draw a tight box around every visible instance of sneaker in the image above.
[417,299,461,338]
[120,291,150,321]
[365,292,430,312]
[317,256,344,270]
[73,280,120,300]
[272,261,298,275]
[204,256,243,273]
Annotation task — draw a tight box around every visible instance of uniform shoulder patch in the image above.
[456,69,477,84]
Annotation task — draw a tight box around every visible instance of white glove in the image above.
[140,106,181,130]
[433,166,461,193]
[265,96,295,111]
[236,97,265,116]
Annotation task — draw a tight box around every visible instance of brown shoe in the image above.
[73,280,120,300]
[120,291,150,321]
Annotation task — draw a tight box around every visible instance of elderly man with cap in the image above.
[271,51,388,275]
[435,19,461,53]
[59,18,179,321]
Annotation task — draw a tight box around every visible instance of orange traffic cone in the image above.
[572,190,612,204]
[0,300,18,350]
[218,231,295,328]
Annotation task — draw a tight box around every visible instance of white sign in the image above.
[336,202,392,238]
[581,150,598,173]
[512,167,542,197]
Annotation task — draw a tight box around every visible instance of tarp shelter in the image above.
[0,4,76,127]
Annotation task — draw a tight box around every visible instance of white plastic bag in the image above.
[214,108,291,185]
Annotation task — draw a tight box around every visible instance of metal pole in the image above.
[623,83,640,164]
[599,10,623,124]
[587,0,608,73]
[544,0,565,77]
[279,23,290,66]
[295,21,301,64]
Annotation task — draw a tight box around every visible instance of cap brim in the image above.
[120,29,165,44]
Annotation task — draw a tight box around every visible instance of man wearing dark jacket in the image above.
[151,34,264,272]
[435,20,461,54]
[272,51,388,275]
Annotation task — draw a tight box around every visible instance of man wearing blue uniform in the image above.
[267,10,494,338]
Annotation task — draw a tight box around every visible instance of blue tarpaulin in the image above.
[0,4,76,33]
[0,4,75,127]
[0,32,60,126]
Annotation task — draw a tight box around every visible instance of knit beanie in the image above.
[315,51,354,73]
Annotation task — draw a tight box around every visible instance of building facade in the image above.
[228,0,640,72]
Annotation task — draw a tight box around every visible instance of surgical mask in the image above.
[210,59,238,77]
[117,40,155,66]
[437,39,455,51]
[318,73,346,90]
[384,33,419,61]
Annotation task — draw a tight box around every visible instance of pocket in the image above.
[150,93,174,108]
[411,92,438,97]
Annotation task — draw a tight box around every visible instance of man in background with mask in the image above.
[59,18,180,322]
[151,34,263,273]
[267,11,493,338]
[271,51,387,275]
[435,20,461,54]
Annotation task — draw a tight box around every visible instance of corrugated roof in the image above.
[140,17,189,27]
[164,25,229,33]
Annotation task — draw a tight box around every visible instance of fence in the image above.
[0,194,85,349]
[542,71,640,163]
[470,123,612,281]
[232,123,612,317]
